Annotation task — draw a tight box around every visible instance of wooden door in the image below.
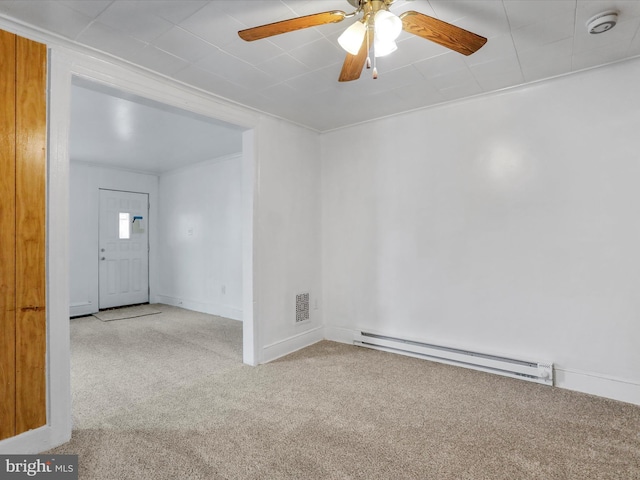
[0,30,47,441]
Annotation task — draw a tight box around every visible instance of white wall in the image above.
[157,154,243,320]
[69,162,159,317]
[256,117,324,362]
[322,57,640,405]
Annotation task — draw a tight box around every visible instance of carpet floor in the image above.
[48,305,640,479]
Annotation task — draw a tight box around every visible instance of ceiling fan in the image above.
[238,0,487,82]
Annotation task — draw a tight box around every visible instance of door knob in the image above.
[101,248,105,252]
[101,257,106,261]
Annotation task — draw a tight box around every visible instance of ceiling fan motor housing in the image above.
[586,11,618,34]
[347,0,396,8]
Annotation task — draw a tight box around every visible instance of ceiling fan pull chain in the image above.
[372,29,378,79]
[366,19,371,69]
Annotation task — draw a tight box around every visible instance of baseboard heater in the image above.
[354,332,553,386]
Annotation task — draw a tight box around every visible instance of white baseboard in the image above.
[555,368,640,406]
[155,295,242,321]
[69,302,95,318]
[0,425,70,454]
[324,325,355,344]
[324,325,640,406]
[261,326,324,364]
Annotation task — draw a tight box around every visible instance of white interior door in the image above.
[99,189,149,309]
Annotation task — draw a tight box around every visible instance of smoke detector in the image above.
[586,11,618,34]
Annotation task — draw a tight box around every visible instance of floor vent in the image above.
[295,293,310,323]
[354,332,553,385]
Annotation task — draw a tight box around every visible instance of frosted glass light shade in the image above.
[338,21,366,55]
[374,39,397,57]
[375,10,402,42]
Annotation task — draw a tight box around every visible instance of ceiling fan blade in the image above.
[400,11,487,56]
[239,11,346,41]
[338,36,369,82]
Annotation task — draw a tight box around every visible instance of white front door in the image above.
[99,189,149,309]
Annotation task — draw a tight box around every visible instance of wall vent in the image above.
[295,293,310,323]
[354,332,553,386]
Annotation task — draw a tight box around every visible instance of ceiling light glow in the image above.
[374,10,402,42]
[338,20,367,55]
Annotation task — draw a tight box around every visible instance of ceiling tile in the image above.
[503,0,577,30]
[285,65,338,94]
[0,1,93,40]
[128,45,190,76]
[390,80,444,105]
[222,37,284,66]
[518,37,574,64]
[413,52,470,79]
[76,21,147,59]
[470,54,521,78]
[58,1,112,18]
[571,42,632,71]
[471,57,524,91]
[511,10,575,51]
[179,9,246,48]
[96,1,174,42]
[220,1,295,28]
[630,27,640,55]
[425,0,482,22]
[439,80,483,101]
[153,26,211,62]
[153,25,214,62]
[521,55,572,83]
[463,33,517,66]
[135,1,207,24]
[197,50,280,90]
[394,1,437,17]
[341,65,424,96]
[256,54,311,80]
[377,64,426,85]
[427,66,479,92]
[268,27,325,52]
[430,0,509,38]
[376,36,446,72]
[288,37,343,69]
[173,64,252,100]
[285,0,354,17]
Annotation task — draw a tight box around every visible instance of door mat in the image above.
[93,304,161,322]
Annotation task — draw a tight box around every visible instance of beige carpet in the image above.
[48,305,640,479]
[92,304,162,322]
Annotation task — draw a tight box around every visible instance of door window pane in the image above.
[119,213,130,239]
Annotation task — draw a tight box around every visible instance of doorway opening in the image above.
[67,75,254,362]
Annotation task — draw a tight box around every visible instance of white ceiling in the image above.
[70,78,244,173]
[2,1,640,131]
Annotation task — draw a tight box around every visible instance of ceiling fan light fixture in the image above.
[374,38,397,57]
[374,9,402,42]
[338,20,367,55]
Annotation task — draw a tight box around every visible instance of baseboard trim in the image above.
[324,325,355,344]
[555,368,640,405]
[325,325,640,406]
[261,326,324,364]
[156,295,242,321]
[0,425,70,454]
[69,302,95,318]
